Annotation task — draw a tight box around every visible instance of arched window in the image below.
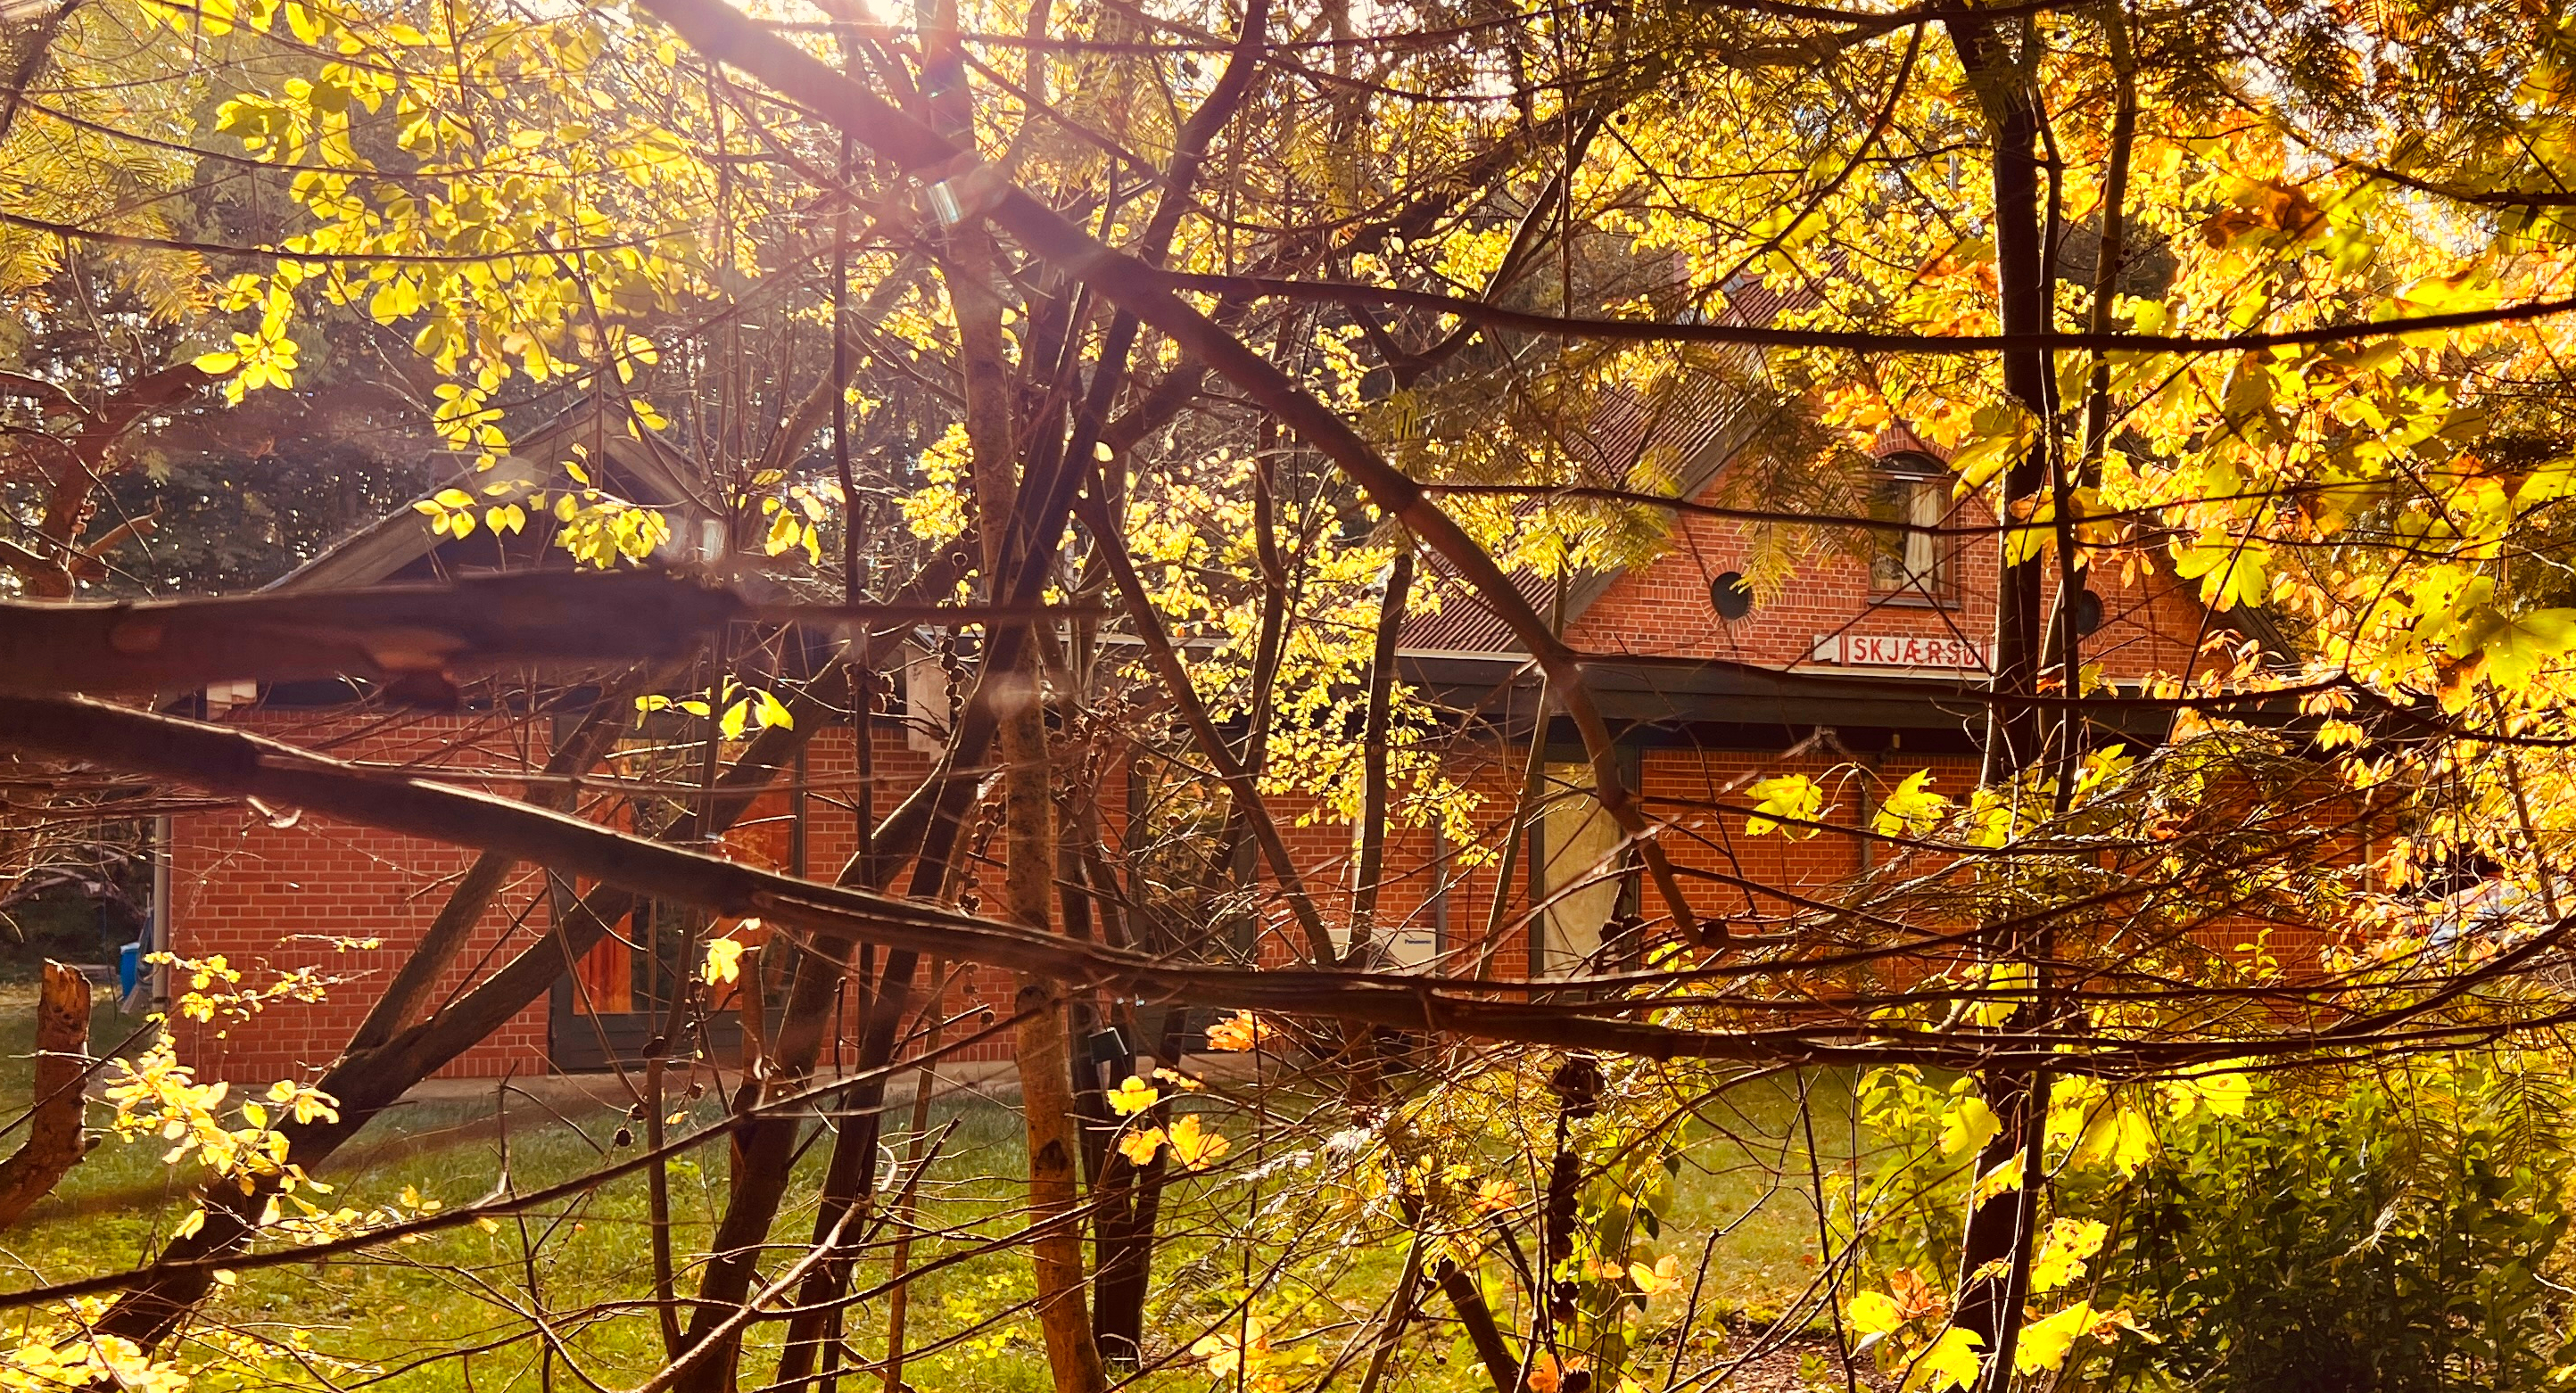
[1870,450,1953,598]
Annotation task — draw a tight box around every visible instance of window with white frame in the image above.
[1870,451,1953,598]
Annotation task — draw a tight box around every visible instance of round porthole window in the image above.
[1710,571,1754,621]
[2071,588,2104,636]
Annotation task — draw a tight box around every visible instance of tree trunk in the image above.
[1000,645,1111,1393]
[1433,1257,1523,1393]
[0,960,90,1229]
[1089,1001,1186,1364]
[1944,10,2056,1389]
[1346,540,1415,964]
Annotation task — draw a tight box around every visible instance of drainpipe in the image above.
[146,814,171,1013]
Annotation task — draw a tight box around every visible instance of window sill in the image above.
[1867,591,1962,611]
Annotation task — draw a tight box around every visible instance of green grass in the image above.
[0,988,1859,1391]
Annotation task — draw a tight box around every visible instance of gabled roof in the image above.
[1398,372,1792,655]
[265,400,712,594]
[1398,271,1845,658]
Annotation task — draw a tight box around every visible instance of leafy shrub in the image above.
[2100,1053,2574,1393]
[1845,1051,2576,1393]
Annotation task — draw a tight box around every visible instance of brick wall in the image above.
[165,700,2309,1083]
[165,713,1020,1082]
[166,710,555,1083]
[1231,744,1989,974]
[162,480,2244,1083]
[1564,479,2226,685]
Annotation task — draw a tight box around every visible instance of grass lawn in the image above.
[0,985,1862,1392]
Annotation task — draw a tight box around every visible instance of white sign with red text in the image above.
[1810,632,1991,673]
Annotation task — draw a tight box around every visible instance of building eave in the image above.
[264,402,714,595]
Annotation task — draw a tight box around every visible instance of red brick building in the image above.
[144,399,2229,1082]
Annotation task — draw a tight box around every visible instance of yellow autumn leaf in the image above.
[1910,1328,1985,1393]
[1167,1113,1229,1170]
[2169,533,2272,611]
[2164,1063,2252,1119]
[2046,1076,2108,1150]
[1526,1352,1585,1393]
[1191,1316,1269,1377]
[2468,606,2576,689]
[1872,768,1952,837]
[1628,1253,1685,1295]
[2013,1301,2097,1374]
[1970,1156,2024,1205]
[2029,1218,2110,1293]
[1969,962,2033,1029]
[1206,1010,1273,1052]
[367,275,421,322]
[2109,1107,2158,1176]
[1106,1076,1160,1117]
[2070,1103,2159,1177]
[1950,401,2038,490]
[1744,773,1824,838]
[702,937,745,985]
[1847,1290,1904,1337]
[1941,1096,2002,1157]
[1117,1125,1164,1165]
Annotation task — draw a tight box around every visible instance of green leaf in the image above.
[2471,606,2576,689]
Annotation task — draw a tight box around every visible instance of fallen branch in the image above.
[0,691,2465,1072]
